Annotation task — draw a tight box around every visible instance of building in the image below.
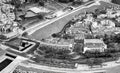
[100,20,115,28]
[95,0,111,3]
[83,39,107,53]
[29,7,50,14]
[25,7,50,18]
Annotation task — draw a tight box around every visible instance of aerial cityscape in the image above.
[0,0,120,73]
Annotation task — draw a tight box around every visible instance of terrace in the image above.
[4,37,38,53]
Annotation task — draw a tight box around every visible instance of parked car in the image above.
[63,6,74,12]
[45,14,57,19]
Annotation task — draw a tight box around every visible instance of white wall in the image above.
[94,0,111,3]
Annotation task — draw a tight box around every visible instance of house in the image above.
[83,39,107,53]
[29,7,50,14]
[25,7,50,17]
[100,20,115,28]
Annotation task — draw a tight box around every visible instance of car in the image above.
[44,14,57,19]
[63,6,74,12]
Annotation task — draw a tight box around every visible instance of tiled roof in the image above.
[84,39,104,44]
[84,39,105,48]
[85,43,104,48]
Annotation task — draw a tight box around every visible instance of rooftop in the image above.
[84,39,104,44]
[85,43,105,48]
[84,39,106,48]
[29,7,50,14]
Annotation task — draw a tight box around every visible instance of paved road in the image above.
[19,61,106,73]
[1,56,27,73]
[19,58,120,73]
[22,1,100,35]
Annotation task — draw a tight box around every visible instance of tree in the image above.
[52,33,61,38]
[87,58,104,68]
[0,35,7,40]
[94,9,101,15]
[114,33,120,43]
[38,1,45,6]
[37,15,44,19]
[10,0,21,8]
[94,58,104,66]
[62,34,74,39]
[22,32,28,37]
[58,0,74,3]
[103,34,111,44]
[85,34,94,39]
[87,58,94,68]
[72,0,82,5]
[73,43,84,53]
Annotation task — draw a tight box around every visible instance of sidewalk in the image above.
[16,56,120,73]
[76,58,120,71]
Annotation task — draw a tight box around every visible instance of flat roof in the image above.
[85,43,104,48]
[29,7,50,14]
[84,39,104,44]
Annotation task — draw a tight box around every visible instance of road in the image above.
[22,1,100,35]
[18,57,120,73]
[19,61,106,73]
[1,56,28,73]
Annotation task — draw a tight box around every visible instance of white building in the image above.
[83,39,107,53]
[100,20,115,28]
[29,7,50,14]
[94,0,111,3]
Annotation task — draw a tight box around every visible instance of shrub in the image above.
[0,35,7,40]
[73,43,84,53]
[22,32,28,37]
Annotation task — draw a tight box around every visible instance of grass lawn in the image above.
[5,38,21,50]
[27,1,113,41]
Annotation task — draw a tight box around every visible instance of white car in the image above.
[45,14,57,19]
[63,6,74,12]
